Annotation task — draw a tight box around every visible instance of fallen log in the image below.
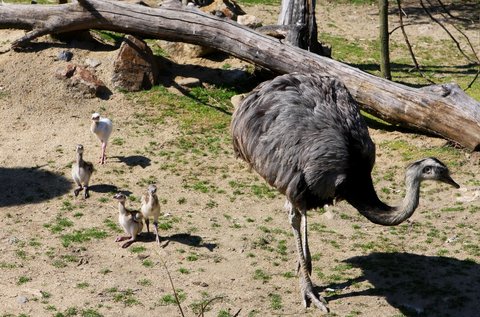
[0,0,479,150]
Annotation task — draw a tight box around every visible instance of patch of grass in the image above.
[253,269,271,283]
[17,275,31,285]
[60,228,108,247]
[76,282,90,289]
[45,216,74,233]
[130,245,146,253]
[159,289,186,306]
[269,293,283,310]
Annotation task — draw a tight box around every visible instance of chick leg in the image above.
[100,142,107,164]
[121,237,136,248]
[153,221,160,243]
[74,186,83,197]
[145,218,150,233]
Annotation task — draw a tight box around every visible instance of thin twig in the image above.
[395,0,435,84]
[421,0,477,64]
[466,68,480,91]
[429,0,480,63]
[155,240,186,317]
[435,0,474,23]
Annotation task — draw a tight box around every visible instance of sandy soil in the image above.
[0,1,479,317]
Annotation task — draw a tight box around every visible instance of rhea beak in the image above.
[442,175,460,189]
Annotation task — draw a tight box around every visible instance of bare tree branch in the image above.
[396,0,435,84]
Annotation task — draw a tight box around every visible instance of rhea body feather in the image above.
[141,190,161,223]
[91,116,113,144]
[116,198,143,238]
[72,144,94,198]
[232,73,376,212]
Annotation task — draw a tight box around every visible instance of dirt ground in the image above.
[0,1,479,317]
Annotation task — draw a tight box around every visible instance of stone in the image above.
[84,58,101,68]
[111,35,159,92]
[16,295,28,304]
[237,14,262,28]
[55,63,109,98]
[230,94,245,109]
[200,0,246,20]
[156,40,216,61]
[175,76,202,88]
[56,50,73,61]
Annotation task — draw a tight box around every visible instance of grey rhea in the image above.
[71,144,94,199]
[231,73,460,312]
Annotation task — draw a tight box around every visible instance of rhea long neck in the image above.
[76,151,84,163]
[346,171,421,226]
[118,201,128,215]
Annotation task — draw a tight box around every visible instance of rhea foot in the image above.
[301,279,329,312]
[74,187,83,197]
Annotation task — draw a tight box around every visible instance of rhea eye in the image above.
[423,166,432,174]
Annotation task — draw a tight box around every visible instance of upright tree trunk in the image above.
[278,0,330,56]
[379,0,391,79]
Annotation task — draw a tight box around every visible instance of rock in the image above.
[200,0,246,20]
[84,58,101,68]
[175,76,202,88]
[111,35,159,92]
[56,50,73,62]
[16,295,28,304]
[237,14,262,28]
[157,40,216,61]
[230,94,245,109]
[55,63,109,98]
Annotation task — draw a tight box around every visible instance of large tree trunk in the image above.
[0,0,479,151]
[278,0,329,56]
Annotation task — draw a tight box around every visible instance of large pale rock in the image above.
[237,14,262,28]
[111,35,159,92]
[157,40,216,61]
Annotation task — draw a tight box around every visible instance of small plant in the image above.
[269,293,283,310]
[253,269,271,283]
[17,275,31,285]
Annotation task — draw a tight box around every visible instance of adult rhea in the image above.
[231,73,459,312]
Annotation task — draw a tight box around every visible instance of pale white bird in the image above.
[90,112,113,165]
[141,184,161,243]
[71,144,94,199]
[113,193,144,248]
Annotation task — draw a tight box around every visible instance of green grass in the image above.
[60,228,108,247]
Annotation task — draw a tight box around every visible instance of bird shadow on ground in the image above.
[155,233,217,251]
[0,166,71,207]
[88,184,118,194]
[111,155,151,168]
[323,252,480,317]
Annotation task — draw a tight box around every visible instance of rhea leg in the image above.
[115,235,136,248]
[100,141,107,164]
[288,203,328,312]
[153,220,160,243]
[73,176,83,197]
[145,218,150,233]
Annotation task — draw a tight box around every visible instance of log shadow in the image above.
[111,155,151,168]
[0,166,71,207]
[325,252,480,317]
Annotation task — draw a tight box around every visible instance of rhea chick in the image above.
[71,144,94,199]
[113,193,144,248]
[91,112,113,165]
[141,184,161,243]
